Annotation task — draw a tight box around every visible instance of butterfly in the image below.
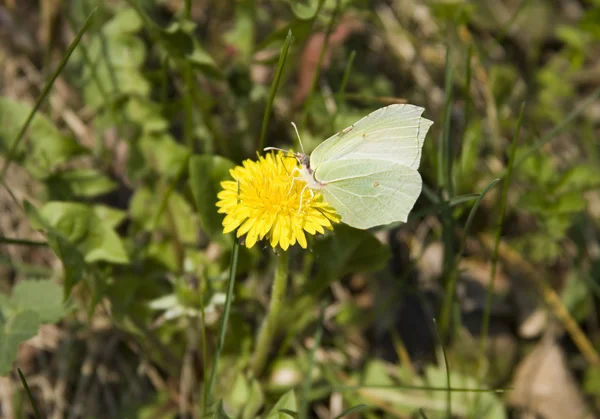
[268,104,432,229]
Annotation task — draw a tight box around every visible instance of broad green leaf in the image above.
[39,202,93,243]
[227,373,251,417]
[212,400,232,419]
[130,188,198,245]
[224,373,264,419]
[11,280,65,323]
[554,164,600,194]
[158,21,223,79]
[0,98,86,175]
[92,205,127,229]
[81,221,129,264]
[139,133,190,178]
[83,69,150,109]
[266,389,297,419]
[561,271,590,322]
[242,377,264,419]
[103,7,143,36]
[423,366,507,419]
[224,1,256,62]
[38,201,129,264]
[0,311,40,375]
[288,0,323,20]
[47,168,118,199]
[83,35,146,72]
[310,225,391,292]
[189,154,235,246]
[256,19,312,52]
[126,98,169,133]
[24,201,86,297]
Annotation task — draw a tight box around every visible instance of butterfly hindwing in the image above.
[314,158,422,229]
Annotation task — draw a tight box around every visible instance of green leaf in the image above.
[255,19,312,54]
[554,191,587,214]
[311,225,391,290]
[11,280,65,323]
[83,35,146,72]
[584,365,600,395]
[37,201,129,265]
[554,164,600,195]
[0,311,40,376]
[92,205,127,229]
[288,0,323,20]
[130,188,198,245]
[139,133,190,178]
[242,377,264,419]
[223,1,256,62]
[81,221,129,264]
[266,390,297,419]
[39,202,93,243]
[103,7,143,36]
[24,201,86,297]
[224,373,264,419]
[0,98,86,176]
[189,154,235,246]
[158,20,223,79]
[47,168,118,199]
[212,399,232,419]
[83,68,150,109]
[126,98,169,133]
[423,366,507,419]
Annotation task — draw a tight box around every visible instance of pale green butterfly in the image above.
[267,104,433,229]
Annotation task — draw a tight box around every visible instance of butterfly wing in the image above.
[310,104,433,171]
[315,158,422,229]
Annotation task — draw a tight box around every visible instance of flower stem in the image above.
[251,250,289,376]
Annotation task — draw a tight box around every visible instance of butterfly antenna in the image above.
[290,122,305,154]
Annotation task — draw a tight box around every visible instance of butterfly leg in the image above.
[288,166,303,195]
[297,184,315,214]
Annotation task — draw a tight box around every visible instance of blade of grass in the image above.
[18,368,42,419]
[258,30,293,151]
[332,384,510,393]
[432,319,452,419]
[439,178,500,337]
[335,50,356,107]
[339,93,408,105]
[333,404,369,419]
[302,0,341,123]
[0,237,48,247]
[478,103,524,375]
[438,47,454,198]
[182,62,195,149]
[463,44,473,132]
[92,1,120,92]
[203,239,240,409]
[184,0,191,18]
[299,305,325,419]
[65,12,110,158]
[408,193,480,221]
[330,49,356,131]
[0,7,97,185]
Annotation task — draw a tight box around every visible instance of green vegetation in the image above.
[1,1,600,417]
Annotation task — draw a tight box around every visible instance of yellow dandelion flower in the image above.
[216,151,340,250]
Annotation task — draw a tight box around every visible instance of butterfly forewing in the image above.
[310,104,432,171]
